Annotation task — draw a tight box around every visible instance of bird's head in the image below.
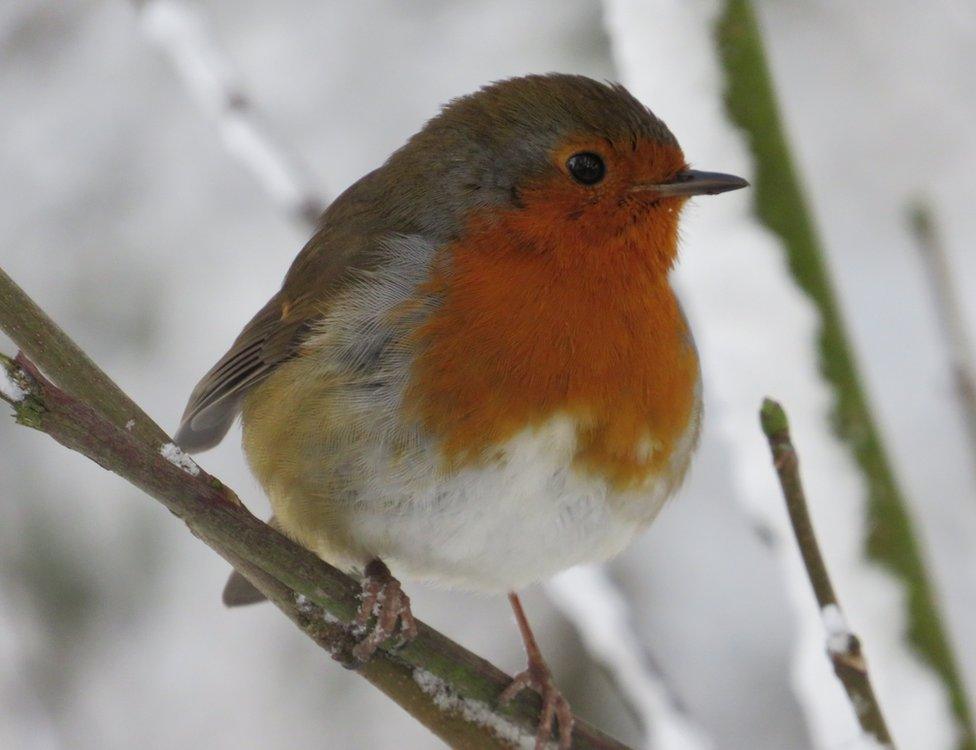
[386,74,746,275]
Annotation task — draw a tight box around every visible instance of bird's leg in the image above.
[351,558,418,662]
[500,592,574,750]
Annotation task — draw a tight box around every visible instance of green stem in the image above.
[716,4,974,747]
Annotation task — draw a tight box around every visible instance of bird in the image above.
[175,73,747,750]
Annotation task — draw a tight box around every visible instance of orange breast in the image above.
[405,189,699,491]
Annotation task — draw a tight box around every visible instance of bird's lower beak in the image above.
[631,169,749,198]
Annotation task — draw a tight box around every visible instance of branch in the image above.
[908,201,976,483]
[0,267,631,750]
[760,398,895,749]
[129,0,326,227]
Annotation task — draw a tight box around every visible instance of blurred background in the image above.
[1,1,974,748]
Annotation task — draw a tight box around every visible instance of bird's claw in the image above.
[500,657,574,750]
[351,559,418,663]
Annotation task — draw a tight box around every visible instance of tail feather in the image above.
[222,569,269,607]
[174,398,240,453]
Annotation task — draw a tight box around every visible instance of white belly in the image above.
[326,415,692,592]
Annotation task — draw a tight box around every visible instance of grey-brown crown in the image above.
[358,74,679,239]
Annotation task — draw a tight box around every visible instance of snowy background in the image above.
[1,1,974,748]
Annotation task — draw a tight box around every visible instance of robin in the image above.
[176,73,746,749]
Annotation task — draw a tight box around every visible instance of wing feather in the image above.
[175,171,387,453]
[175,297,311,452]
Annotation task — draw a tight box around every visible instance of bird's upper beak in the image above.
[630,169,749,198]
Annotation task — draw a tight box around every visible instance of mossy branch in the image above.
[0,266,630,750]
[716,3,975,746]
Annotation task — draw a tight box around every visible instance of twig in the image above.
[0,267,631,750]
[546,567,714,750]
[129,0,326,227]
[908,201,976,482]
[760,398,895,749]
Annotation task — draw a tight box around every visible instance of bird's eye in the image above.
[566,152,605,185]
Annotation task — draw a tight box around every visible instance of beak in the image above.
[631,169,749,198]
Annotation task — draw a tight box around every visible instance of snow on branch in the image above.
[0,360,27,402]
[130,0,326,227]
[761,399,895,749]
[159,441,201,476]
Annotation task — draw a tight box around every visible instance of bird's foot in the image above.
[351,559,418,662]
[500,651,574,750]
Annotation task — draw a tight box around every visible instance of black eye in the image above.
[566,152,605,185]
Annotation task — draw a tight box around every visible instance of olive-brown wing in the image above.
[174,294,315,452]
[174,202,379,453]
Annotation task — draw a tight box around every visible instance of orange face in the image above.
[512,136,690,274]
[403,134,701,491]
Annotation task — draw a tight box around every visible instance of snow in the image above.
[138,0,235,117]
[159,442,200,476]
[821,603,854,656]
[547,566,714,750]
[295,593,342,625]
[0,367,26,403]
[137,0,322,221]
[412,668,540,750]
[219,112,309,214]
